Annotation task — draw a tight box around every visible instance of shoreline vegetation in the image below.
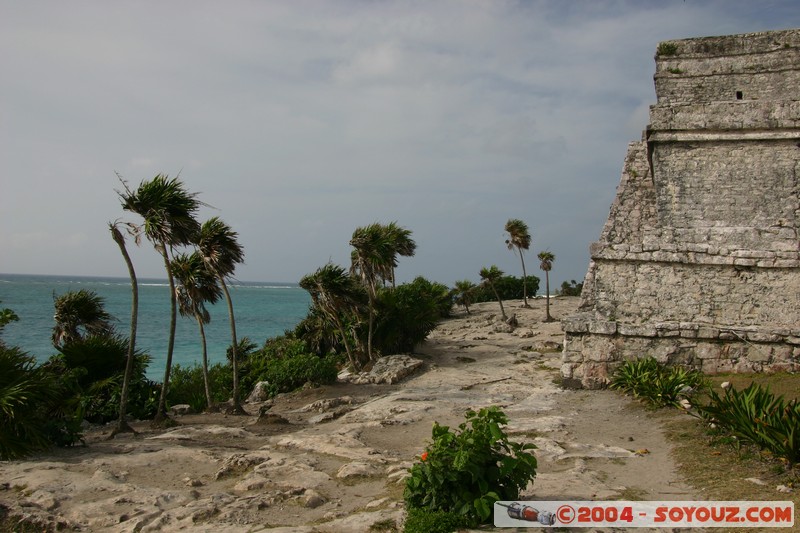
[1,298,798,532]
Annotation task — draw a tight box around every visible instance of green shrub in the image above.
[168,362,233,412]
[373,277,452,354]
[610,357,706,408]
[692,382,800,465]
[238,335,339,398]
[403,507,472,533]
[471,275,539,303]
[0,345,59,460]
[404,406,537,525]
[657,42,678,56]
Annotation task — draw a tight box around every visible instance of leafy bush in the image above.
[168,362,233,412]
[471,275,539,303]
[692,382,800,465]
[558,280,583,297]
[238,335,339,399]
[0,345,59,460]
[609,357,706,408]
[373,277,452,354]
[404,406,537,525]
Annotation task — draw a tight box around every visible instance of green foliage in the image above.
[558,280,583,296]
[0,345,58,460]
[403,507,472,533]
[0,303,19,334]
[657,42,678,56]
[471,275,539,303]
[692,382,800,465]
[610,357,706,408]
[239,335,339,398]
[168,362,233,412]
[373,277,452,354]
[47,336,157,425]
[404,406,537,525]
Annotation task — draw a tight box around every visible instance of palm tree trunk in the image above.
[545,271,553,322]
[220,278,247,414]
[195,313,212,410]
[332,312,359,371]
[490,283,507,320]
[153,246,178,427]
[110,225,138,438]
[518,249,530,308]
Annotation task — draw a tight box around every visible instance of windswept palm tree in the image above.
[538,251,556,322]
[453,279,476,315]
[350,223,395,361]
[300,263,367,370]
[479,265,507,320]
[109,221,139,437]
[197,217,246,412]
[172,252,222,410]
[52,290,114,349]
[384,221,417,288]
[505,218,532,307]
[118,174,203,426]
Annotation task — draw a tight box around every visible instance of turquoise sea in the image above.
[0,273,311,380]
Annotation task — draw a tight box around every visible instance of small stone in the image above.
[776,484,793,493]
[304,489,326,508]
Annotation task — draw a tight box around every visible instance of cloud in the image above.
[2,1,799,286]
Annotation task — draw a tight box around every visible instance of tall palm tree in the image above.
[196,217,245,412]
[300,263,367,370]
[52,290,114,349]
[505,218,532,307]
[109,221,139,437]
[384,221,417,288]
[453,279,476,315]
[538,251,556,322]
[172,252,223,410]
[479,265,507,320]
[118,174,203,426]
[350,223,395,361]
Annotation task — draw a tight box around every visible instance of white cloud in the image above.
[1,0,799,286]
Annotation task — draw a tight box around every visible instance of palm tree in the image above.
[384,221,417,288]
[538,251,556,322]
[479,265,507,320]
[300,262,367,370]
[196,217,246,412]
[118,174,203,426]
[109,221,139,437]
[505,218,532,308]
[172,252,223,410]
[52,290,114,349]
[350,223,395,361]
[453,279,476,314]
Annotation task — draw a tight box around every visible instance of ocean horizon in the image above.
[0,273,311,380]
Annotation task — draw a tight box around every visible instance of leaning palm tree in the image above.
[172,252,223,410]
[108,221,140,437]
[384,221,417,288]
[479,265,507,320]
[118,174,203,426]
[196,217,246,412]
[505,218,532,307]
[538,251,556,322]
[300,263,367,370]
[453,279,476,314]
[350,223,395,361]
[52,289,114,350]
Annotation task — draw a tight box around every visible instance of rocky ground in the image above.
[0,297,700,532]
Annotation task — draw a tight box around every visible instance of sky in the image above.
[2,1,799,289]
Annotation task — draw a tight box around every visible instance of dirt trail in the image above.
[0,297,698,532]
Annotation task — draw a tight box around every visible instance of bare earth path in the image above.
[0,297,698,532]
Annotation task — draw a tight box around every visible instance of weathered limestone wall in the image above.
[562,29,800,389]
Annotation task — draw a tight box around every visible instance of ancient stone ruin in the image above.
[562,28,800,389]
